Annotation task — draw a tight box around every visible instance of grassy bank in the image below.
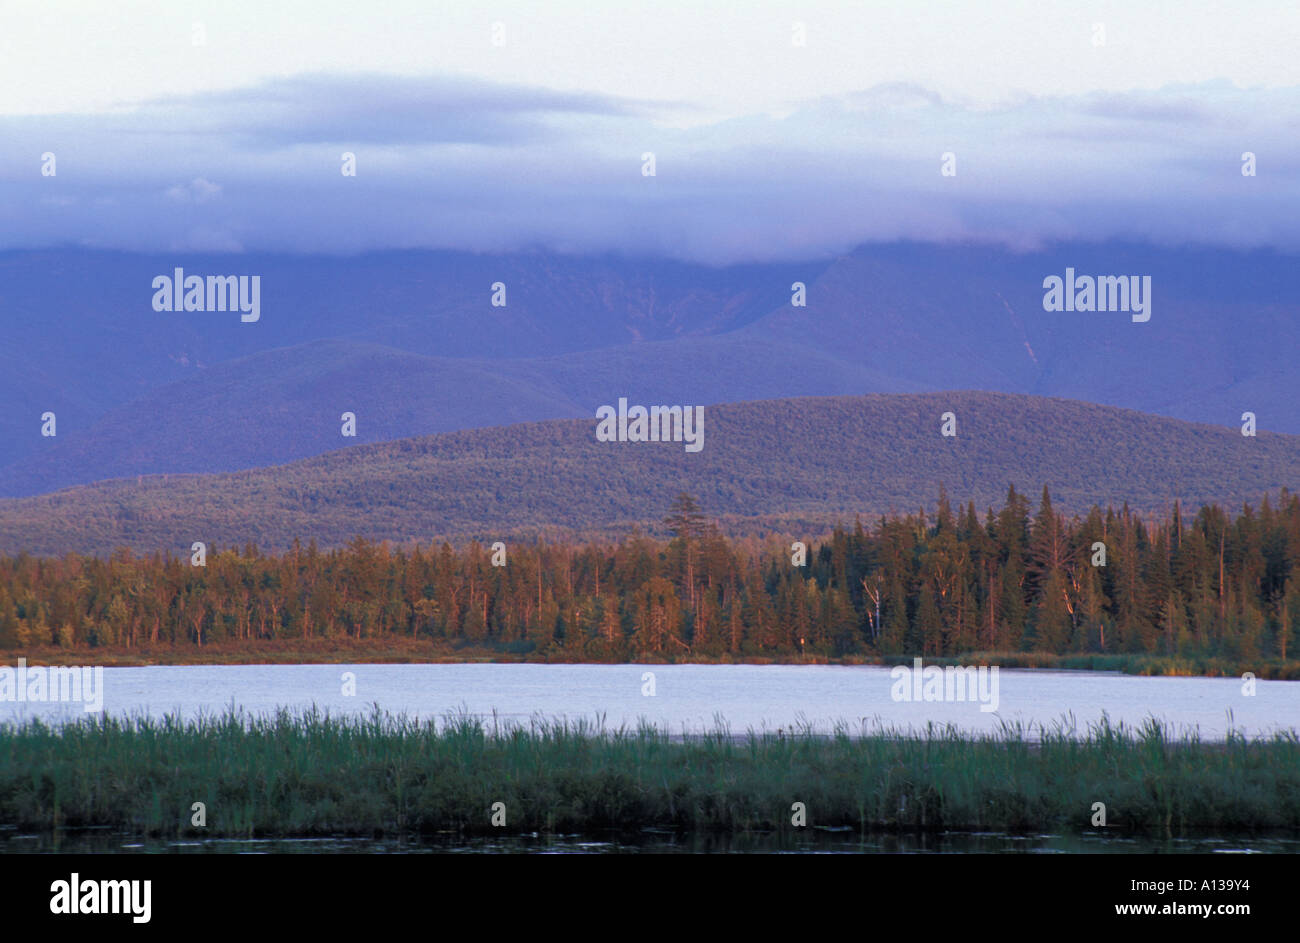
[2,710,1298,839]
[879,652,1300,680]
[5,641,1297,679]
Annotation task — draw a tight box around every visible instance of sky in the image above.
[1,0,1298,262]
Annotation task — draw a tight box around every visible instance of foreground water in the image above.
[4,828,1299,854]
[1,663,1295,739]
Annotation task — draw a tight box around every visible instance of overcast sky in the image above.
[2,0,1297,262]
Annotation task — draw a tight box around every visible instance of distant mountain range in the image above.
[0,392,1295,556]
[1,242,1296,497]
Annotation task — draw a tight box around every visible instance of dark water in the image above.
[5,827,1298,854]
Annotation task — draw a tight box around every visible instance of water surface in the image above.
[5,827,1299,854]
[2,663,1295,739]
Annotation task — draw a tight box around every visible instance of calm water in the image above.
[5,827,1299,854]
[1,663,1296,739]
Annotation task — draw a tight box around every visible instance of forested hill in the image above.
[5,243,1298,496]
[0,391,1296,556]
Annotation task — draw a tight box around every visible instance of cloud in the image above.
[1074,92,1212,123]
[171,227,243,252]
[165,178,222,204]
[134,72,660,147]
[0,74,1296,263]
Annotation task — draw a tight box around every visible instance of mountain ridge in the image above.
[0,390,1294,556]
[2,241,1296,495]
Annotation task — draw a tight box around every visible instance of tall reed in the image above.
[1,709,1296,838]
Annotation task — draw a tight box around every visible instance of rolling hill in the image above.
[0,247,811,484]
[0,336,922,497]
[1,242,1296,496]
[0,391,1295,556]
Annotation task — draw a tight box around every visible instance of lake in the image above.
[5,828,1299,855]
[1,663,1296,739]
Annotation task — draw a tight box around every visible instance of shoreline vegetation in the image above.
[2,709,1297,839]
[2,488,1299,679]
[3,639,1298,679]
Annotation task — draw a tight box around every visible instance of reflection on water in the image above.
[5,827,1298,854]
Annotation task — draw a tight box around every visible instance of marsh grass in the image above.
[879,652,1300,679]
[1,708,1297,839]
[12,643,1298,680]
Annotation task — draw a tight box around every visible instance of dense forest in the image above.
[1,488,1297,662]
[1,392,1297,557]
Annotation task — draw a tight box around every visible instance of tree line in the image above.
[1,488,1297,660]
